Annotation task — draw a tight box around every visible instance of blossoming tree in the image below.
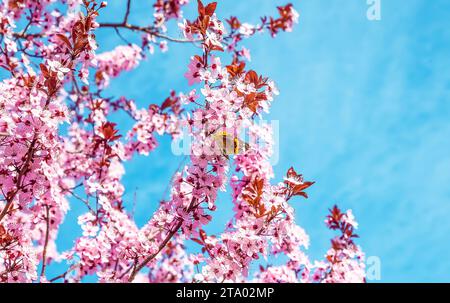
[0,0,365,283]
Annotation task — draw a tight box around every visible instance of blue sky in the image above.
[48,0,450,282]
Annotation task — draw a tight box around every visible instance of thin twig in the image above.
[49,264,77,282]
[114,27,132,45]
[14,9,34,42]
[99,22,201,43]
[40,205,51,279]
[123,0,132,24]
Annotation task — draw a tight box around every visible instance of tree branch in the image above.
[127,219,183,282]
[126,197,199,282]
[49,264,77,282]
[123,0,132,24]
[99,22,201,43]
[40,205,51,279]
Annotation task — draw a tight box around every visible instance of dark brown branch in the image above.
[49,264,77,282]
[40,205,51,279]
[11,32,42,39]
[127,219,183,282]
[99,22,201,43]
[123,0,132,24]
[126,197,199,282]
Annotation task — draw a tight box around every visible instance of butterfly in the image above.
[211,130,249,157]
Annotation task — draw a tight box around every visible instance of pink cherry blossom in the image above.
[184,56,203,86]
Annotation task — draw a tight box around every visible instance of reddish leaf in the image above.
[227,16,241,30]
[205,2,217,17]
[39,64,49,78]
[245,70,259,85]
[55,34,72,49]
[99,122,122,142]
[197,0,205,16]
[242,177,264,207]
[284,167,314,199]
[243,92,258,113]
[85,15,92,32]
[199,229,207,241]
[291,181,315,197]
[226,61,246,78]
[161,97,173,111]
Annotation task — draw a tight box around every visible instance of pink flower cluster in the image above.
[154,0,189,22]
[94,44,143,89]
[0,0,366,283]
[0,0,100,282]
